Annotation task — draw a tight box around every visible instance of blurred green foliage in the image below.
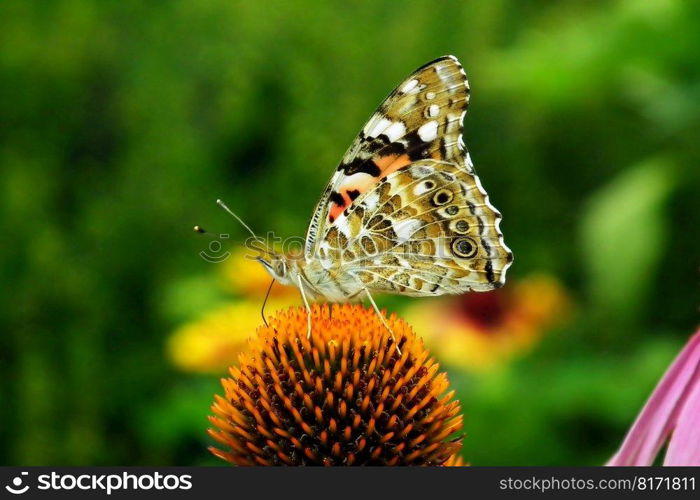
[1,0,698,465]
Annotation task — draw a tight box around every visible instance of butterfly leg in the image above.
[363,288,401,355]
[260,278,275,328]
[297,275,312,339]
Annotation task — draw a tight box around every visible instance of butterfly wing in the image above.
[305,55,471,260]
[318,159,513,295]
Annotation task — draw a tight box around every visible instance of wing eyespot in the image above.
[444,205,459,216]
[452,237,478,258]
[432,189,453,206]
[452,219,470,234]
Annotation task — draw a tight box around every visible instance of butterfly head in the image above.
[256,253,299,286]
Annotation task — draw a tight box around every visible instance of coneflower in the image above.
[208,304,464,466]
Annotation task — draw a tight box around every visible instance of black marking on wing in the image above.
[485,261,496,284]
[342,158,381,177]
[340,136,407,176]
[329,191,345,206]
[405,131,433,161]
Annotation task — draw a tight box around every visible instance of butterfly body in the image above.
[257,56,512,304]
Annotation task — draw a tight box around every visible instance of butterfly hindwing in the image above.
[305,56,471,259]
[317,160,513,296]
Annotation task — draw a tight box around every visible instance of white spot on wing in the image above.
[401,79,419,94]
[426,92,436,100]
[428,105,439,117]
[393,219,421,243]
[364,115,391,137]
[383,121,406,142]
[417,121,438,142]
[339,172,374,190]
[363,190,379,211]
[413,181,433,196]
[335,217,351,238]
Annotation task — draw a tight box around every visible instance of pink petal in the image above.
[664,372,700,465]
[607,331,700,466]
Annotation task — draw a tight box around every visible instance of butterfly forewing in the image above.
[305,56,471,259]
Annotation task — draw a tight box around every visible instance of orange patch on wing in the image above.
[375,153,412,176]
[328,193,350,221]
[327,154,413,223]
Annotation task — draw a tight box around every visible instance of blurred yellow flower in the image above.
[403,274,572,372]
[221,248,297,299]
[169,246,303,373]
[168,299,296,374]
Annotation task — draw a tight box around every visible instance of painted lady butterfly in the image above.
[243,56,512,340]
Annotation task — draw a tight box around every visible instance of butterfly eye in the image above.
[432,189,453,206]
[452,237,478,258]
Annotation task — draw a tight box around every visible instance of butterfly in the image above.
[242,56,513,343]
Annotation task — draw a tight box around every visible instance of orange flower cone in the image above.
[208,304,464,466]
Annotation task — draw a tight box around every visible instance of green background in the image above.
[1,0,698,465]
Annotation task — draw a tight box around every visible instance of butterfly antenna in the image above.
[216,199,262,242]
[192,225,222,237]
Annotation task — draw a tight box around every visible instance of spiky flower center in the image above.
[209,304,463,466]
